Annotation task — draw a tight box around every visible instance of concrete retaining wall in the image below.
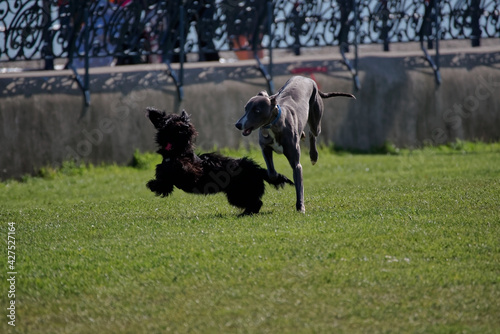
[1,45,499,180]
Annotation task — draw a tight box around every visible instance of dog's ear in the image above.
[180,110,191,123]
[257,90,269,97]
[269,93,278,109]
[145,107,167,129]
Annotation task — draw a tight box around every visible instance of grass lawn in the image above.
[1,143,499,333]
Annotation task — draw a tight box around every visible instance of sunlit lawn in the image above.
[1,143,499,333]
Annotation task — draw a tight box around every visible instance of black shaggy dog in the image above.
[145,108,293,216]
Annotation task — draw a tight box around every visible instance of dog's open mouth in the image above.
[242,127,253,136]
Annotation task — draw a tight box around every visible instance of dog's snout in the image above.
[235,114,248,131]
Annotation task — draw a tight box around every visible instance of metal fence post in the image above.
[42,0,54,70]
[83,2,90,105]
[267,0,274,93]
[434,0,440,78]
[163,0,184,101]
[67,0,91,106]
[254,0,274,94]
[353,0,360,90]
[470,0,481,47]
[380,0,390,52]
[354,0,359,89]
[420,0,441,85]
[179,2,185,90]
[340,0,360,91]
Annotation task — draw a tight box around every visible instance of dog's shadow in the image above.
[181,209,275,220]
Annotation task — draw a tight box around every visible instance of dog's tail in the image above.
[263,171,294,189]
[319,91,356,99]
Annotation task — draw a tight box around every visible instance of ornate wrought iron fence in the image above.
[1,0,499,104]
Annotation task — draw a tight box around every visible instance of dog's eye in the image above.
[255,109,260,113]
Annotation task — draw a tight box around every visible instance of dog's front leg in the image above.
[285,146,305,213]
[147,163,175,197]
[147,178,174,197]
[262,146,279,180]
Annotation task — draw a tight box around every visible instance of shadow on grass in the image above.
[328,139,500,156]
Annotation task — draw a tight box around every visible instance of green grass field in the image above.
[1,143,499,333]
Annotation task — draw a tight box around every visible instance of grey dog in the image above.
[235,76,355,212]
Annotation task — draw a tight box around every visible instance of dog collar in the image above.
[263,104,282,129]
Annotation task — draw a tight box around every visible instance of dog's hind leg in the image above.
[226,173,265,215]
[226,190,263,216]
[240,200,263,216]
[309,132,319,166]
[308,95,324,165]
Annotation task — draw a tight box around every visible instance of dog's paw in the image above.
[147,179,174,197]
[296,203,306,213]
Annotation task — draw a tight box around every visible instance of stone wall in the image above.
[1,45,499,179]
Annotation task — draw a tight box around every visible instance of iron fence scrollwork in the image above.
[1,0,499,105]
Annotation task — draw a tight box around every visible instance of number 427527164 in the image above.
[8,222,16,271]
